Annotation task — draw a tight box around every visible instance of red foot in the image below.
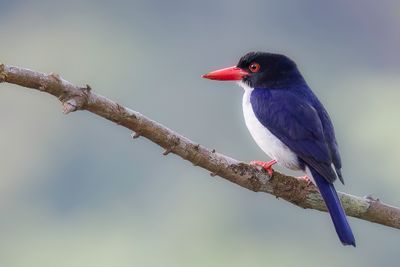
[298,175,312,186]
[250,159,277,176]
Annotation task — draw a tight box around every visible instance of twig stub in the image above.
[131,132,141,139]
[63,99,78,114]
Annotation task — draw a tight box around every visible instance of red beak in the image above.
[202,66,249,81]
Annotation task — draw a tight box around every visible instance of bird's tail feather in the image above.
[309,166,356,247]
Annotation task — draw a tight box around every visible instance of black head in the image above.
[237,52,303,88]
[203,51,305,89]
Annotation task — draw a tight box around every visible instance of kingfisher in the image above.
[202,52,355,246]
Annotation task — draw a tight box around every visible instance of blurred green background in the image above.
[1,0,400,266]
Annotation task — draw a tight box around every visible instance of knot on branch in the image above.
[0,63,7,82]
[191,144,203,166]
[61,84,91,114]
[44,72,91,114]
[163,135,180,155]
[63,99,78,114]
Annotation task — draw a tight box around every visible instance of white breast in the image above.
[240,82,300,170]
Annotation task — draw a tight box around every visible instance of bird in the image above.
[202,51,355,247]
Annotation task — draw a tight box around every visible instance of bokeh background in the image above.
[1,0,400,266]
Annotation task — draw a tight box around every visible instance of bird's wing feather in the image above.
[317,106,344,183]
[250,88,337,183]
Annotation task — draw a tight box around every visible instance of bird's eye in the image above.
[249,62,260,73]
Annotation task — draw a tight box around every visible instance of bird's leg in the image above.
[250,159,277,176]
[298,175,313,186]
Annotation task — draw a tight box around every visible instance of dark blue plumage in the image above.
[250,86,355,246]
[310,166,356,246]
[250,87,340,183]
[203,51,355,246]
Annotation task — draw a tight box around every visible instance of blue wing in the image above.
[250,87,354,246]
[250,88,340,183]
[315,101,343,183]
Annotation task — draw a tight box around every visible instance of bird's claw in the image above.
[250,159,277,177]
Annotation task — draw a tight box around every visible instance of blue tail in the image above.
[309,166,356,247]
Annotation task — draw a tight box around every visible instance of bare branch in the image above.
[1,63,399,229]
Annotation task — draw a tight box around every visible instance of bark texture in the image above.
[1,63,399,229]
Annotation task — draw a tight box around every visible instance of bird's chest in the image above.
[242,88,300,170]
